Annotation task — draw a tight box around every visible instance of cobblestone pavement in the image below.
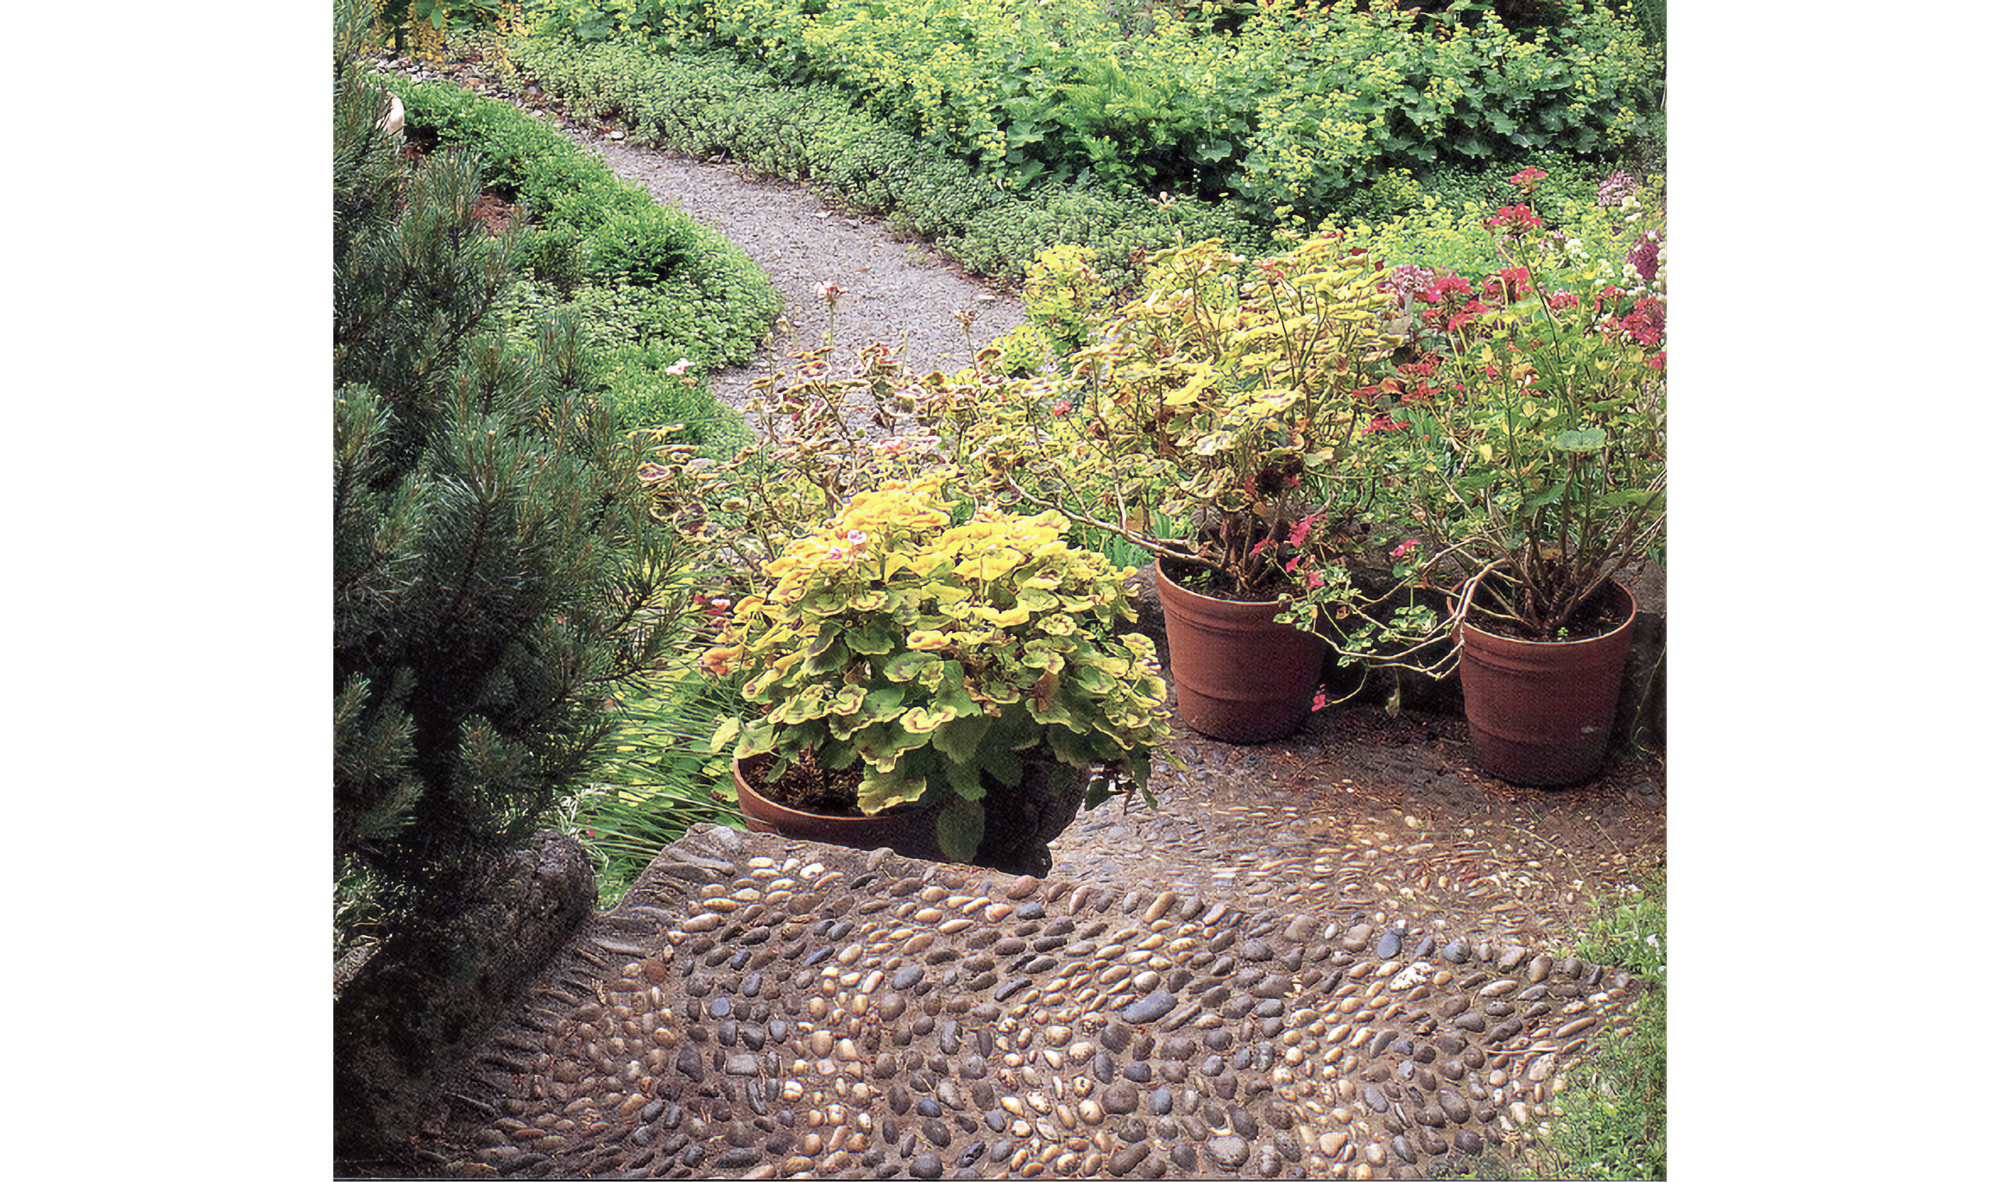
[397,540,1664,1181]
[414,800,1655,1181]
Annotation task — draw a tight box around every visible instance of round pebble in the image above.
[1208,1135,1251,1169]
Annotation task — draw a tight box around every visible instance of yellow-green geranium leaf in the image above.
[846,616,899,654]
[885,651,939,682]
[857,768,926,814]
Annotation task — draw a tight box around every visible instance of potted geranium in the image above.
[955,235,1415,741]
[699,466,1171,874]
[1300,165,1667,784]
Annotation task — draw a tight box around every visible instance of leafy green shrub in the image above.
[393,69,779,437]
[1020,244,1114,355]
[811,114,935,214]
[497,9,1651,288]
[943,183,1264,291]
[587,204,698,283]
[988,321,1056,378]
[554,0,1659,227]
[884,154,1012,241]
[601,342,757,446]
[515,220,590,294]
[397,76,573,198]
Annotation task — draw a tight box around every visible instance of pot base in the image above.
[730,757,1085,874]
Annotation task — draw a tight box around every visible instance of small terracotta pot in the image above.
[1456,578,1637,786]
[1154,559,1325,743]
[732,757,943,861]
[731,756,1086,873]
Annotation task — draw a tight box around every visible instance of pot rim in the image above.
[1153,556,1291,608]
[732,753,933,822]
[1453,573,1637,648]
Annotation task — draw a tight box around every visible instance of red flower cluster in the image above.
[1416,273,1487,334]
[1483,266,1533,304]
[1484,204,1544,235]
[1620,296,1665,347]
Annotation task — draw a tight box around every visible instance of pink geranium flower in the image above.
[1421,274,1474,305]
[1287,513,1321,547]
[1597,170,1638,207]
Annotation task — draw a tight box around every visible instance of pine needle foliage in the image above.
[333,0,685,944]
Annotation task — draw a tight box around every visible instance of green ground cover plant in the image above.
[488,29,1265,290]
[481,1,1660,289]
[529,0,1660,228]
[391,72,778,441]
[1465,870,1663,1180]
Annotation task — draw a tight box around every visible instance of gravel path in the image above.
[389,58,1026,418]
[571,131,1026,415]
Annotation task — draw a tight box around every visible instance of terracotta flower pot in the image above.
[1456,578,1638,787]
[732,757,943,862]
[1154,559,1325,743]
[731,756,1086,874]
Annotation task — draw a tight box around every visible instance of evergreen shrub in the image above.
[335,0,695,954]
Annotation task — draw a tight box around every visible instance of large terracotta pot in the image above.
[1154,559,1325,743]
[1456,577,1637,786]
[732,757,943,862]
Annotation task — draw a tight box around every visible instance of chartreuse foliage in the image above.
[704,469,1170,861]
[489,30,1262,289]
[956,235,1399,600]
